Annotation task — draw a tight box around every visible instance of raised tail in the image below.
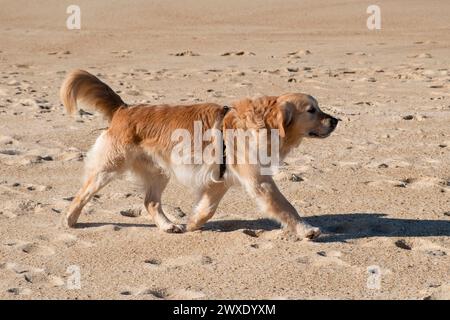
[60,69,126,122]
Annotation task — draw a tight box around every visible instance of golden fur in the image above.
[60,69,338,239]
[60,70,126,121]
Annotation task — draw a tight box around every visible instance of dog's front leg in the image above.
[235,166,320,239]
[253,178,320,239]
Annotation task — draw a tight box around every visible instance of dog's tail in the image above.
[60,69,126,122]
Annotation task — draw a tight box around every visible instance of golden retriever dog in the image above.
[60,70,338,240]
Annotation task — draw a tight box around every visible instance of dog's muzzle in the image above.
[308,116,339,138]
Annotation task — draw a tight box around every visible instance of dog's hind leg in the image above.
[186,183,228,231]
[132,160,184,233]
[64,132,123,228]
[64,170,117,227]
[143,174,185,233]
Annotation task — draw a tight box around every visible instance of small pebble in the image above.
[144,259,161,266]
[290,174,304,182]
[201,256,213,264]
[38,155,53,161]
[395,239,412,250]
[120,208,142,217]
[173,207,186,218]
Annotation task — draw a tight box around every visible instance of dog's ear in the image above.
[275,102,294,138]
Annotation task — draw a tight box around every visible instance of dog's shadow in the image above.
[74,213,450,243]
[75,222,154,229]
[204,213,450,242]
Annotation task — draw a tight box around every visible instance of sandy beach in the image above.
[0,0,449,299]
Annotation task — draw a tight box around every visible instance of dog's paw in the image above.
[163,224,186,234]
[185,222,204,232]
[296,224,321,240]
[62,215,77,229]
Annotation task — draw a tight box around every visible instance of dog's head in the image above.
[273,93,338,140]
[229,93,338,158]
[231,93,338,140]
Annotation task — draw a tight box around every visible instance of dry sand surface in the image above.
[0,0,449,299]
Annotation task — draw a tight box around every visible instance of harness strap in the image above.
[219,106,230,178]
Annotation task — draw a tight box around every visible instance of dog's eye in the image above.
[307,107,316,114]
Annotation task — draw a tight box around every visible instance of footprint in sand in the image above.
[169,289,206,299]
[241,229,276,249]
[144,254,214,271]
[1,199,50,216]
[364,179,406,188]
[242,229,264,238]
[221,51,255,56]
[19,242,56,256]
[3,262,65,288]
[0,209,17,219]
[414,239,448,257]
[80,224,122,233]
[21,183,52,192]
[404,177,449,190]
[165,254,215,268]
[408,53,432,59]
[23,270,50,285]
[2,262,44,275]
[0,147,54,166]
[365,158,412,169]
[313,250,349,267]
[140,288,172,299]
[296,250,351,268]
[3,240,55,256]
[393,177,449,190]
[120,288,205,299]
[48,275,66,287]
[53,233,78,247]
[424,283,450,300]
[394,238,448,256]
[0,149,21,156]
[0,149,24,165]
[0,135,19,145]
[364,177,448,190]
[135,288,170,299]
[285,49,311,59]
[56,148,84,162]
[6,287,32,296]
[249,242,274,250]
[170,50,200,57]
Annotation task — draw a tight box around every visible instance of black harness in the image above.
[219,105,231,178]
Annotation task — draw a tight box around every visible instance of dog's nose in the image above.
[329,117,338,128]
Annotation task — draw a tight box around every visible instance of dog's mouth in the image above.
[308,131,331,138]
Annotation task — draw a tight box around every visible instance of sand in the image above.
[0,0,449,299]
